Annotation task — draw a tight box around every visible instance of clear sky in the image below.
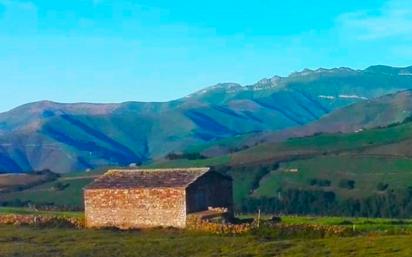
[1,0,412,112]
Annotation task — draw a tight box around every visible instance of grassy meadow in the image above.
[3,154,412,212]
[0,171,104,208]
[2,225,412,257]
[255,155,412,198]
[1,212,412,256]
[0,207,82,217]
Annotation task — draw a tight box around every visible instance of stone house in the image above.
[84,167,233,229]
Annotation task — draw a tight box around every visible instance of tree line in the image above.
[238,188,412,218]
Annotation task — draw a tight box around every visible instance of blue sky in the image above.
[1,0,412,112]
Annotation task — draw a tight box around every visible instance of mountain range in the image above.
[2,65,412,173]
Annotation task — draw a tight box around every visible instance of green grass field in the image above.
[1,223,412,257]
[255,155,412,198]
[145,155,231,169]
[231,121,412,165]
[0,207,82,217]
[4,154,412,211]
[2,207,412,256]
[0,172,99,208]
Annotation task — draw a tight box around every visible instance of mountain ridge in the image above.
[0,65,381,115]
[2,65,412,173]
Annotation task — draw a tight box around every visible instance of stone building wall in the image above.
[186,172,233,214]
[84,188,187,229]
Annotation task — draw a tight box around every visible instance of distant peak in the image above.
[188,83,243,97]
[256,75,282,85]
[289,68,314,77]
[289,67,355,77]
[185,65,409,100]
[10,100,61,112]
[208,83,243,90]
[6,100,120,116]
[366,65,412,76]
[250,76,283,91]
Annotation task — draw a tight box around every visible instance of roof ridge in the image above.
[106,167,210,174]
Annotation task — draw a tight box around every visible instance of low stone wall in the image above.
[0,214,84,228]
[186,215,251,234]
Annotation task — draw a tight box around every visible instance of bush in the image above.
[339,179,355,190]
[338,220,353,225]
[251,166,272,191]
[52,182,70,191]
[271,216,282,223]
[377,182,389,191]
[165,152,206,160]
[309,178,331,187]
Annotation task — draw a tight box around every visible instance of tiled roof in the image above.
[84,167,211,189]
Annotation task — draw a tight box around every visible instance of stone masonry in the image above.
[84,167,232,229]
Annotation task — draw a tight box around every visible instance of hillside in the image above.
[2,65,412,173]
[263,89,412,141]
[5,115,412,217]
[193,89,412,156]
[145,114,412,217]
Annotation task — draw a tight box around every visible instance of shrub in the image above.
[338,220,353,225]
[377,182,389,191]
[339,179,355,189]
[52,182,70,191]
[309,178,331,187]
[389,220,406,225]
[271,216,282,223]
[166,152,206,160]
[251,166,271,191]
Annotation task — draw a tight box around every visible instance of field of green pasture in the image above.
[231,120,412,165]
[1,210,412,256]
[3,225,412,257]
[0,207,82,217]
[3,154,412,211]
[3,206,412,235]
[255,154,412,199]
[147,153,412,205]
[0,173,99,208]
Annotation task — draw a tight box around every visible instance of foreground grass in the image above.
[0,207,82,217]
[1,210,412,256]
[281,215,412,234]
[0,225,288,257]
[0,225,412,257]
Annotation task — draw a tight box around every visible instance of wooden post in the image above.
[257,209,261,228]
